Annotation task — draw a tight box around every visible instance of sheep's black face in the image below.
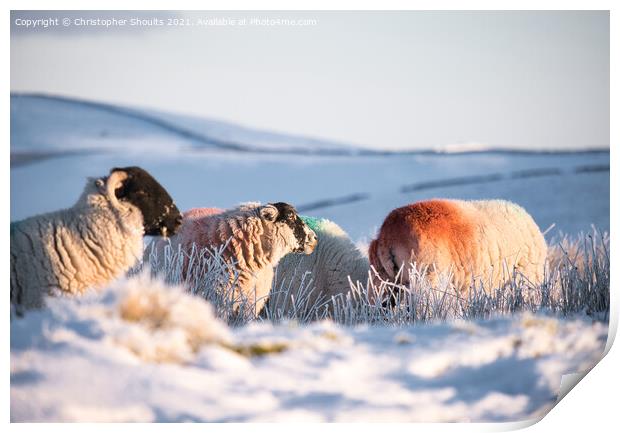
[110,167,182,237]
[270,202,318,254]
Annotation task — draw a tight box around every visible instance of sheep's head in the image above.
[98,167,183,237]
[259,202,317,254]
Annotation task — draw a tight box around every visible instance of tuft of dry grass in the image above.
[223,341,290,357]
[113,272,232,362]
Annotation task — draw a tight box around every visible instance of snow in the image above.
[10,149,609,240]
[10,94,191,154]
[11,95,609,241]
[10,273,607,422]
[10,93,358,155]
[433,141,492,153]
[10,94,610,239]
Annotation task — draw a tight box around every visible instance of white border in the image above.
[4,1,616,431]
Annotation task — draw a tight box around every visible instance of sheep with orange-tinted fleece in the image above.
[146,207,224,262]
[368,199,547,297]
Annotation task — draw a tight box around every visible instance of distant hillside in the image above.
[11,93,609,164]
[10,93,365,158]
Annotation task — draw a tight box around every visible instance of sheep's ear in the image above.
[105,169,129,202]
[259,205,279,222]
[94,177,107,194]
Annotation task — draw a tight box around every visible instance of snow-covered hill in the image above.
[11,95,610,237]
[10,97,610,239]
[10,93,362,157]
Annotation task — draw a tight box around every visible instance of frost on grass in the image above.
[142,228,610,326]
[141,239,267,326]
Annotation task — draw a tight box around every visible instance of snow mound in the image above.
[112,272,232,363]
[11,272,231,365]
[433,141,491,154]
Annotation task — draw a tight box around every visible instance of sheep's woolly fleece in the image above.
[370,199,548,295]
[154,203,313,316]
[10,273,607,422]
[10,177,145,309]
[272,216,370,315]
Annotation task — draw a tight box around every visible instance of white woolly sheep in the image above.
[10,167,182,310]
[368,199,547,299]
[270,216,369,315]
[156,202,318,316]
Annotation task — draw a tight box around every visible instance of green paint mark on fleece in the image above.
[300,216,327,232]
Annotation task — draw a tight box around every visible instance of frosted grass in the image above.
[141,227,609,326]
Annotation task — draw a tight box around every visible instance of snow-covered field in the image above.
[10,274,608,422]
[10,94,609,240]
[10,94,610,422]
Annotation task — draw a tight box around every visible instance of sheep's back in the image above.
[11,206,144,308]
[184,208,224,220]
[372,200,478,284]
[470,200,547,286]
[178,209,275,277]
[371,199,547,292]
[178,212,232,253]
[274,218,369,314]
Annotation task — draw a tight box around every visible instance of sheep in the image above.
[10,166,182,310]
[145,207,224,258]
[155,202,318,316]
[269,216,370,316]
[368,199,547,300]
[183,207,224,220]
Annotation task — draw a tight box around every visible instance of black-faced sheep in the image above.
[159,202,318,316]
[270,216,369,315]
[10,166,182,310]
[368,199,547,300]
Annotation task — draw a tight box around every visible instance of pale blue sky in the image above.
[11,10,609,151]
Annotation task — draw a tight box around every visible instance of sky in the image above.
[10,10,610,151]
